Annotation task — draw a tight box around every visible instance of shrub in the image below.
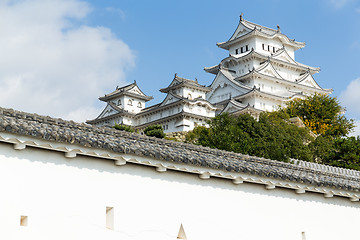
[113,123,134,132]
[144,125,166,138]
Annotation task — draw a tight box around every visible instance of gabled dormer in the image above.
[99,81,153,114]
[271,47,298,63]
[160,74,211,100]
[296,70,323,89]
[256,60,284,79]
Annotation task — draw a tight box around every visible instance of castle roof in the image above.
[160,75,211,93]
[139,91,217,116]
[86,101,136,125]
[1,106,360,198]
[99,81,153,102]
[235,68,333,94]
[206,48,320,75]
[217,16,305,50]
[233,86,303,102]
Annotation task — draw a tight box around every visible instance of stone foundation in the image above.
[165,131,187,142]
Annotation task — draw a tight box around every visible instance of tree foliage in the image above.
[280,94,354,137]
[310,136,360,170]
[113,123,134,132]
[144,125,166,138]
[186,113,313,162]
[186,94,360,171]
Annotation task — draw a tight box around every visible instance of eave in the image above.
[219,50,320,74]
[235,70,332,94]
[138,96,217,117]
[217,28,305,51]
[160,82,211,93]
[135,111,212,129]
[99,92,153,102]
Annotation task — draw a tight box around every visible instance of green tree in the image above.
[186,113,313,162]
[312,136,360,170]
[113,123,134,132]
[144,125,166,138]
[280,94,354,137]
[185,95,360,170]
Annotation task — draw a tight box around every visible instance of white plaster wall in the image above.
[109,96,124,108]
[229,38,254,56]
[182,88,206,100]
[253,78,287,95]
[230,62,253,76]
[285,45,296,60]
[253,97,282,112]
[273,65,302,82]
[122,96,145,114]
[0,140,359,240]
[255,37,283,56]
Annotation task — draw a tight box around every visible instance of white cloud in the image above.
[349,120,360,137]
[340,78,360,116]
[0,0,135,122]
[339,77,360,137]
[329,0,353,8]
[105,7,126,20]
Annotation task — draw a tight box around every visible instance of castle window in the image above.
[262,44,265,50]
[246,45,249,51]
[117,99,121,106]
[106,207,114,230]
[235,48,238,54]
[187,93,192,100]
[240,47,244,53]
[20,216,28,226]
[137,102,142,108]
[273,47,276,53]
[128,100,132,106]
[267,45,270,51]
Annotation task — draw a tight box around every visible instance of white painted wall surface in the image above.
[0,138,359,240]
[122,96,145,114]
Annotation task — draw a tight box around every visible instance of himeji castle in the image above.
[88,15,332,132]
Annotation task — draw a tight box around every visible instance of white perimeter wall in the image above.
[0,140,359,240]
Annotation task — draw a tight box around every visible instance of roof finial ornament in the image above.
[240,13,244,21]
[174,73,177,78]
[133,80,137,84]
[195,77,198,82]
[277,25,281,32]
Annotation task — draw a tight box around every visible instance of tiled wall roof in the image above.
[0,107,359,192]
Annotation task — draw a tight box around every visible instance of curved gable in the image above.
[207,70,249,104]
[159,93,182,107]
[272,49,297,64]
[256,61,284,79]
[296,72,322,89]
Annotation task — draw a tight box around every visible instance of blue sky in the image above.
[1,0,360,134]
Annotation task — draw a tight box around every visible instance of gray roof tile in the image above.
[0,107,359,192]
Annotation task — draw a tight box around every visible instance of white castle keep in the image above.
[87,15,332,132]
